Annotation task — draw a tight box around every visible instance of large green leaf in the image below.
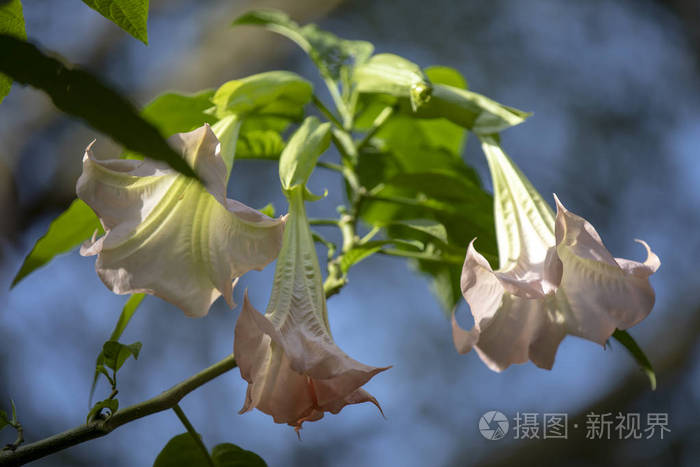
[235,128,285,160]
[142,90,216,136]
[153,435,267,467]
[415,84,530,134]
[211,72,313,161]
[211,443,267,467]
[0,0,25,104]
[153,433,210,467]
[12,199,102,288]
[0,35,197,178]
[353,53,431,111]
[354,67,497,310]
[212,71,312,119]
[233,9,373,83]
[81,0,149,44]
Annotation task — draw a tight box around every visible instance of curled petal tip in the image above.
[552,193,566,212]
[633,239,661,272]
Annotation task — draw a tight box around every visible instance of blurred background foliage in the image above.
[1,0,700,465]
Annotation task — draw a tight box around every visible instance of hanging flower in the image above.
[235,118,389,432]
[452,137,660,371]
[77,124,285,317]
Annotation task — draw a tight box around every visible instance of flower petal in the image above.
[481,136,555,272]
[235,293,388,427]
[554,195,660,343]
[77,125,285,317]
[454,240,567,371]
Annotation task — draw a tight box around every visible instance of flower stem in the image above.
[172,405,215,467]
[0,354,237,466]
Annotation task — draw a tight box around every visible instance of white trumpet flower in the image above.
[453,137,660,371]
[77,124,285,317]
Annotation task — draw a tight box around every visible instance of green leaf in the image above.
[153,433,211,467]
[340,243,383,274]
[390,219,449,245]
[352,66,498,311]
[81,0,149,44]
[257,203,275,218]
[416,83,531,134]
[233,9,373,83]
[612,329,656,390]
[142,90,216,137]
[12,199,102,288]
[236,129,285,160]
[278,116,331,195]
[102,340,142,372]
[212,71,312,120]
[0,35,197,179]
[423,65,467,90]
[0,0,25,104]
[354,53,432,111]
[212,443,267,467]
[86,398,119,423]
[90,294,145,403]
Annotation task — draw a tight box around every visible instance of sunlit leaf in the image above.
[212,71,312,119]
[390,219,449,245]
[154,433,210,467]
[0,0,25,104]
[353,65,497,310]
[212,443,267,467]
[278,116,331,195]
[102,340,142,372]
[142,90,216,136]
[340,243,383,274]
[12,199,102,288]
[416,83,531,134]
[612,329,657,390]
[236,129,285,160]
[423,65,467,90]
[81,0,149,44]
[233,9,373,83]
[0,35,197,178]
[354,53,431,110]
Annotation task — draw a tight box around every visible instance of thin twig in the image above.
[312,94,343,128]
[172,405,215,467]
[357,105,395,150]
[0,354,237,466]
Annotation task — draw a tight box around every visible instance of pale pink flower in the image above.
[453,138,660,371]
[77,124,285,317]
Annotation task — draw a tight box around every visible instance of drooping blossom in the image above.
[453,137,660,371]
[235,117,389,431]
[77,124,285,317]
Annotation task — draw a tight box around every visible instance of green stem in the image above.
[0,355,237,466]
[377,248,462,264]
[357,105,394,150]
[172,405,215,467]
[309,218,341,226]
[312,94,343,129]
[316,161,344,173]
